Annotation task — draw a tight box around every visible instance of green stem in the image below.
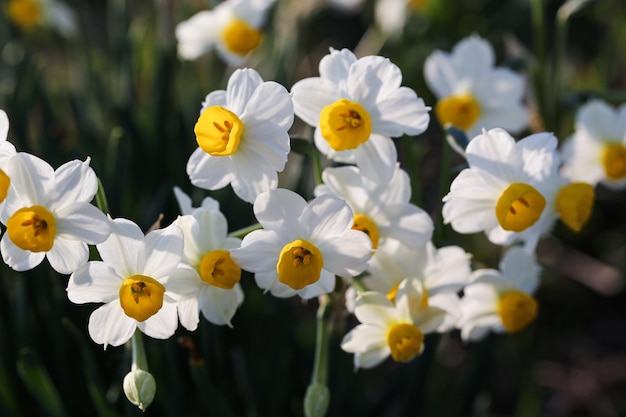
[530,0,549,130]
[311,145,324,186]
[311,295,332,385]
[228,223,262,239]
[402,137,422,207]
[131,329,148,372]
[95,177,110,215]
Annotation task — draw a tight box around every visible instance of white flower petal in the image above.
[142,223,184,279]
[242,81,294,130]
[355,134,397,183]
[54,203,111,244]
[198,284,244,326]
[354,291,398,326]
[231,229,282,273]
[52,158,98,204]
[138,301,178,340]
[177,297,200,331]
[187,148,235,191]
[47,238,88,275]
[318,229,371,277]
[88,302,136,348]
[291,78,342,127]
[67,262,123,304]
[97,217,144,277]
[226,68,264,115]
[252,188,307,233]
[0,233,45,271]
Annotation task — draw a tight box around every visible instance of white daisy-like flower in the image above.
[6,0,77,38]
[314,164,433,251]
[230,188,372,299]
[362,239,471,332]
[164,199,244,329]
[442,128,562,252]
[561,99,626,190]
[0,153,111,274]
[291,48,430,182]
[458,247,541,342]
[424,35,528,139]
[341,278,445,369]
[66,218,185,348]
[186,68,294,204]
[175,0,276,65]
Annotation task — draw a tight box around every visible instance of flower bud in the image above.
[304,382,330,417]
[123,369,156,411]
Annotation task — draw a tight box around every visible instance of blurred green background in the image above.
[1,0,626,416]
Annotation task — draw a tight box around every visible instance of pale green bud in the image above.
[123,369,156,411]
[304,382,330,417]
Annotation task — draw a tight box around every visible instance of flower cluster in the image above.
[1,0,622,414]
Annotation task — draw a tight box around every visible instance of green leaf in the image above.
[16,348,67,417]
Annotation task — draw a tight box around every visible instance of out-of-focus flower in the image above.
[561,99,626,190]
[375,0,429,37]
[175,0,276,65]
[186,68,293,204]
[458,247,540,342]
[424,35,528,139]
[6,0,77,38]
[341,278,444,369]
[363,239,471,332]
[291,48,430,182]
[165,193,244,329]
[0,154,111,274]
[442,128,561,252]
[0,110,18,212]
[314,164,433,251]
[231,188,372,299]
[66,218,185,348]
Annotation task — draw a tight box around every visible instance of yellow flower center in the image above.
[435,94,481,132]
[498,290,538,333]
[119,275,166,322]
[602,142,626,180]
[556,182,594,233]
[199,249,241,290]
[221,18,262,56]
[352,213,379,250]
[194,106,244,156]
[495,183,546,232]
[0,169,10,203]
[7,0,42,30]
[387,323,424,362]
[386,282,429,307]
[7,205,56,252]
[320,99,372,151]
[276,239,323,290]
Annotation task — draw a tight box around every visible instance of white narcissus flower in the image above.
[0,153,111,274]
[341,278,445,370]
[363,239,471,332]
[314,164,433,251]
[424,35,528,139]
[175,0,276,65]
[165,201,244,329]
[186,68,294,204]
[291,48,430,182]
[230,188,372,299]
[442,128,562,252]
[561,99,626,190]
[458,247,541,342]
[6,0,77,38]
[66,218,186,348]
